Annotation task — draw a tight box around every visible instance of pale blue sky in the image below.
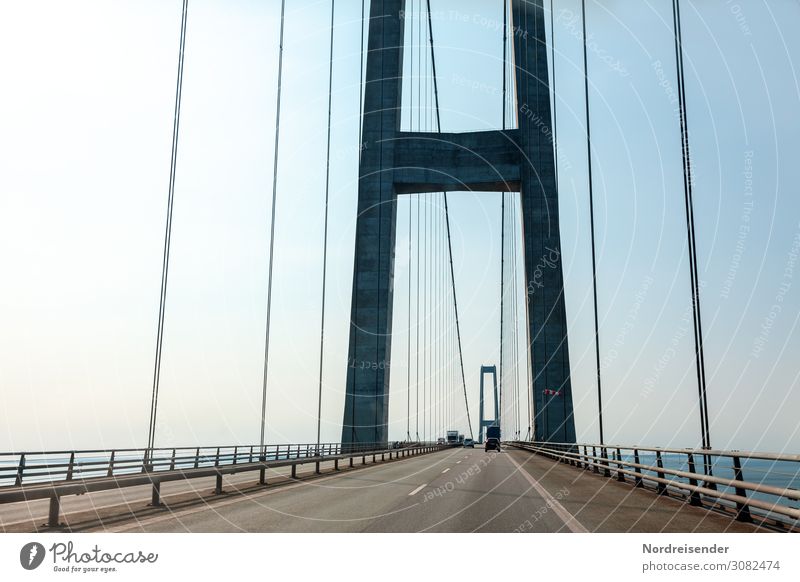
[0,0,798,453]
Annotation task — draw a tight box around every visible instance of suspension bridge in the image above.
[0,0,798,534]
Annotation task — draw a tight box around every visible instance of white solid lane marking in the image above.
[442,468,450,473]
[506,452,588,533]
[456,461,462,464]
[408,483,427,496]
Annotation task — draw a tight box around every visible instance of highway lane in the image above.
[111,447,581,533]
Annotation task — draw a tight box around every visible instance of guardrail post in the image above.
[686,453,702,506]
[258,449,267,485]
[616,448,625,482]
[315,460,321,474]
[291,464,297,479]
[633,449,643,488]
[67,452,76,481]
[601,446,610,477]
[583,446,590,471]
[215,447,221,467]
[334,458,339,471]
[194,447,200,469]
[591,447,599,474]
[105,451,114,478]
[362,455,366,465]
[150,482,161,507]
[215,474,223,495]
[702,452,717,491]
[732,455,753,522]
[170,449,176,471]
[655,451,667,495]
[372,453,376,463]
[15,454,25,486]
[233,446,239,465]
[47,496,60,527]
[249,445,254,463]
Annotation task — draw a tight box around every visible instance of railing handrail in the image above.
[0,440,403,458]
[522,440,800,463]
[512,441,800,528]
[0,442,449,528]
[516,442,800,502]
[0,441,437,488]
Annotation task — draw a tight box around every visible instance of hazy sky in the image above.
[0,0,798,454]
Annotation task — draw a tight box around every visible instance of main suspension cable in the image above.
[146,0,189,456]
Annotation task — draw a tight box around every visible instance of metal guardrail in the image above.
[0,441,445,528]
[0,442,388,487]
[512,441,800,530]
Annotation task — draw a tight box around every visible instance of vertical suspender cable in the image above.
[672,0,711,456]
[434,196,439,438]
[499,193,506,433]
[146,0,189,458]
[315,0,336,451]
[499,0,508,436]
[415,0,420,442]
[416,194,421,440]
[406,0,414,443]
[358,0,366,147]
[413,2,421,442]
[260,0,287,454]
[581,0,604,446]
[407,200,412,441]
[423,193,428,441]
[426,0,474,440]
[550,0,559,188]
[348,0,366,443]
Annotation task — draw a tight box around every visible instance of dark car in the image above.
[485,437,501,452]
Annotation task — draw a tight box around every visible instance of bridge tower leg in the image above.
[512,0,576,443]
[341,0,576,447]
[341,0,405,448]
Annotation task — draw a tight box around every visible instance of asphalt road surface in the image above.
[95,447,760,533]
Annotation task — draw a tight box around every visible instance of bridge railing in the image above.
[512,441,800,530]
[0,441,415,488]
[0,440,445,528]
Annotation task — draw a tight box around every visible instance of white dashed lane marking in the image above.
[408,483,427,496]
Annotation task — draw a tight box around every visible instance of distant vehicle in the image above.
[437,437,446,445]
[485,437,501,452]
[446,430,459,445]
[463,438,475,448]
[486,426,501,441]
[392,441,402,449]
[458,434,465,445]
